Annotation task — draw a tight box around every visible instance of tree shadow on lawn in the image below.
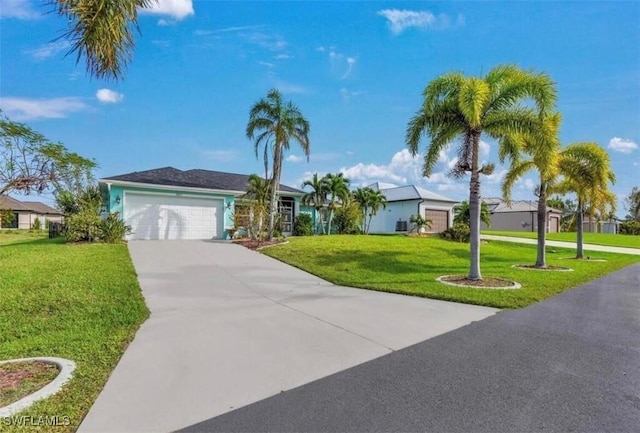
[0,237,64,248]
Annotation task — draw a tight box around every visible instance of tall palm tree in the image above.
[247,89,310,240]
[501,112,562,268]
[324,173,350,235]
[52,0,156,80]
[352,187,372,233]
[554,143,616,259]
[406,64,556,280]
[301,173,329,234]
[243,174,271,240]
[366,189,387,234]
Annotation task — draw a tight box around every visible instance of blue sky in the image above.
[1,1,639,215]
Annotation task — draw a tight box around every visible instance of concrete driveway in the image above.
[79,241,497,433]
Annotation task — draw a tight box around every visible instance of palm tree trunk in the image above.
[327,207,334,235]
[468,131,482,280]
[267,144,283,240]
[576,199,584,259]
[535,181,547,268]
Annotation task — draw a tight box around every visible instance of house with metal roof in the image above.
[0,196,63,229]
[481,197,562,232]
[99,167,310,240]
[366,183,458,234]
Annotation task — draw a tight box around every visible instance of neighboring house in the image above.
[582,218,620,234]
[99,167,310,240]
[366,183,458,234]
[482,197,562,233]
[0,196,64,229]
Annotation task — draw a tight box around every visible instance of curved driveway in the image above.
[78,241,497,433]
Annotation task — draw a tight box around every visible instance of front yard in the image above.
[263,235,640,309]
[482,230,640,249]
[0,231,148,432]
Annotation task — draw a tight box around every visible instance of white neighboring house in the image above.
[366,183,458,234]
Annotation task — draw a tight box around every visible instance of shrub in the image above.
[99,212,132,243]
[440,223,471,242]
[32,218,42,230]
[65,208,102,242]
[620,220,640,235]
[293,213,313,236]
[0,209,16,228]
[334,202,361,234]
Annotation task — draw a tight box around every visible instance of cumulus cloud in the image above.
[377,9,462,34]
[0,96,88,120]
[0,0,41,19]
[26,41,70,60]
[608,137,638,154]
[96,88,124,104]
[286,154,304,163]
[341,149,423,186]
[140,0,194,20]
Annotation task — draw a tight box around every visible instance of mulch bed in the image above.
[439,275,518,288]
[232,238,287,251]
[0,361,59,407]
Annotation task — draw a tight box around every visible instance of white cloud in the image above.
[274,54,292,60]
[341,149,423,186]
[347,151,355,156]
[96,88,124,104]
[0,0,41,19]
[0,96,88,120]
[286,154,304,163]
[140,0,194,20]
[258,61,275,68]
[608,137,638,154]
[26,41,70,60]
[242,31,287,52]
[157,18,176,26]
[316,46,326,52]
[377,9,462,34]
[479,140,490,159]
[321,47,357,80]
[201,149,238,163]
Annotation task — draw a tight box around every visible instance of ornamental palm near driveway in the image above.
[78,241,496,433]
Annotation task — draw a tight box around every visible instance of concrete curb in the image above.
[0,357,76,418]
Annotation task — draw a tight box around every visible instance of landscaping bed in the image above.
[0,361,59,408]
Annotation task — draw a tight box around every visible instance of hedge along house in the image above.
[366,183,458,234]
[99,167,309,240]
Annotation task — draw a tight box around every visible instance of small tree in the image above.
[0,209,16,228]
[624,187,640,222]
[301,173,328,234]
[334,200,361,234]
[59,185,103,242]
[409,214,432,234]
[293,213,313,236]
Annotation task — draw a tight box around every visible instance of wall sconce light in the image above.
[115,195,121,205]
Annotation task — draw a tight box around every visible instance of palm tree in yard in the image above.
[554,143,616,259]
[453,201,492,228]
[352,187,372,234]
[247,89,310,240]
[52,0,157,80]
[302,173,329,234]
[365,189,387,234]
[324,173,350,235]
[501,112,562,268]
[406,64,556,280]
[243,174,271,240]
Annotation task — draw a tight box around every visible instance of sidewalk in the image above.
[481,234,640,256]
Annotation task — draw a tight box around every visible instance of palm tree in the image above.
[406,64,556,280]
[453,201,492,228]
[324,173,350,235]
[52,0,156,80]
[243,174,271,240]
[366,189,387,234]
[554,143,616,259]
[301,173,328,234]
[352,187,372,233]
[501,112,562,268]
[409,214,432,233]
[247,89,310,240]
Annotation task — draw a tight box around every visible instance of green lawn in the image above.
[263,235,640,309]
[0,231,148,432]
[482,229,640,249]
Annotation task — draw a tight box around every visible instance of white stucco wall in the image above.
[368,200,456,234]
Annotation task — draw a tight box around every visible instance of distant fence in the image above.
[49,222,66,239]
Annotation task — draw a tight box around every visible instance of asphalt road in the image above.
[180,263,640,433]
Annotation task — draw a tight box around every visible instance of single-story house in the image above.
[482,197,562,233]
[0,196,64,229]
[366,183,458,234]
[99,167,311,240]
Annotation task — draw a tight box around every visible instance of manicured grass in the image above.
[263,235,640,309]
[0,232,148,432]
[482,229,640,249]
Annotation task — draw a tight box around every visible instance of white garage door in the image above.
[124,193,223,240]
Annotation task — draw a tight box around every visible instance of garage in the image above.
[425,209,449,233]
[124,193,223,240]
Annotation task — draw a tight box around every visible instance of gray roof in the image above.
[378,185,458,203]
[101,167,304,194]
[487,199,562,214]
[0,196,62,215]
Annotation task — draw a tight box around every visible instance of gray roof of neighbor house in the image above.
[0,196,63,215]
[372,184,457,203]
[486,199,562,214]
[101,167,305,194]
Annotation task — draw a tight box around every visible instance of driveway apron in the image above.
[78,241,497,433]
